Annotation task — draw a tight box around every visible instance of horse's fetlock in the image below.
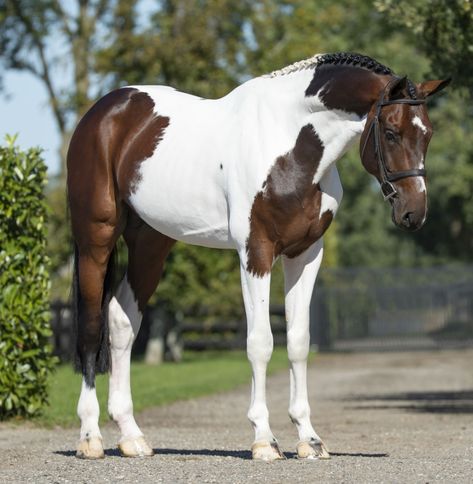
[108,393,133,422]
[248,403,269,425]
[289,402,311,423]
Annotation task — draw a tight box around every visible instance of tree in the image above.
[375,0,473,93]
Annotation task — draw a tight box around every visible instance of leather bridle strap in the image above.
[361,83,427,201]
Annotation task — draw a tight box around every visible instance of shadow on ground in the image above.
[54,448,253,459]
[54,448,389,460]
[343,390,473,414]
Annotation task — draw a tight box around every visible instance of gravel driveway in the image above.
[1,349,472,483]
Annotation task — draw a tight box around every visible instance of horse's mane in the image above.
[264,52,394,78]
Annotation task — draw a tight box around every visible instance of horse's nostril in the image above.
[402,212,413,227]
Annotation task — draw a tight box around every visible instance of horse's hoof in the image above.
[76,436,105,459]
[251,440,286,461]
[296,439,330,460]
[118,436,154,457]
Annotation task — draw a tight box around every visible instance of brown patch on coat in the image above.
[123,209,176,313]
[305,64,391,117]
[68,87,169,206]
[246,125,333,277]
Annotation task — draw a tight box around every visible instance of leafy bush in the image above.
[0,135,57,419]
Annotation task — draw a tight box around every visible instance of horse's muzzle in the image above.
[392,206,427,232]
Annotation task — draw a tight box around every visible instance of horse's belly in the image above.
[129,159,233,249]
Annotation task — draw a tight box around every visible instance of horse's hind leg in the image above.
[108,212,175,457]
[282,239,330,459]
[74,223,120,459]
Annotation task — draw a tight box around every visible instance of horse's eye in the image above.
[385,130,397,142]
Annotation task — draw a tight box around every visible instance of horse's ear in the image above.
[386,76,408,100]
[417,78,451,98]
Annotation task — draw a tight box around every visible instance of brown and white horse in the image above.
[67,52,449,460]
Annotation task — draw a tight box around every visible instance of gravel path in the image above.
[1,349,472,483]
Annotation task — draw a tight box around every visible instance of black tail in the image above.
[73,244,116,375]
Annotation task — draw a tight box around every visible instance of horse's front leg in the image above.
[282,239,330,460]
[239,254,284,461]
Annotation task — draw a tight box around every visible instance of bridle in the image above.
[361,78,426,201]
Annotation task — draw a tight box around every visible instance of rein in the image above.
[361,81,426,201]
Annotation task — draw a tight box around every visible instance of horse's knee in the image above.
[287,328,310,362]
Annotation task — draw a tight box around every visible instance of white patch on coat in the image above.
[308,99,366,185]
[319,165,343,217]
[414,175,427,193]
[419,154,425,170]
[412,115,427,134]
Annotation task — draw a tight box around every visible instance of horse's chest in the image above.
[278,191,334,258]
[245,185,334,276]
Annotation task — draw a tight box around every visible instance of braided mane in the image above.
[265,52,394,78]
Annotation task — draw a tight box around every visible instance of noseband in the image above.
[361,81,426,201]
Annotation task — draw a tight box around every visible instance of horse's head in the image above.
[360,76,450,231]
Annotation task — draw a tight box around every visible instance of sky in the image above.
[0,70,61,175]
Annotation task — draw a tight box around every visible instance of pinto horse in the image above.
[67,52,449,460]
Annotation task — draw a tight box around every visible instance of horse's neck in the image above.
[232,69,373,183]
[309,108,367,184]
[262,68,377,183]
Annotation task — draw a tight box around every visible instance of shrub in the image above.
[0,135,57,419]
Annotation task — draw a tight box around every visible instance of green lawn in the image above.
[37,348,295,427]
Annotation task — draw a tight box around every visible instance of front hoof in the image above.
[251,440,285,461]
[296,439,330,460]
[118,436,154,457]
[76,436,105,459]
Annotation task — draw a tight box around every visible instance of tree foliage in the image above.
[0,136,57,419]
[375,0,473,92]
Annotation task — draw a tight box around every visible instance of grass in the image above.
[36,348,294,428]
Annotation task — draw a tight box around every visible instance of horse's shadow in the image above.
[344,389,473,414]
[54,448,388,460]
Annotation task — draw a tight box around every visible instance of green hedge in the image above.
[0,135,57,419]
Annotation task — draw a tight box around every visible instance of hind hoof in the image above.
[297,439,330,460]
[118,436,154,457]
[251,440,285,461]
[76,436,105,459]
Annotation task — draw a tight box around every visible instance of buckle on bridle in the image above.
[381,181,397,200]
